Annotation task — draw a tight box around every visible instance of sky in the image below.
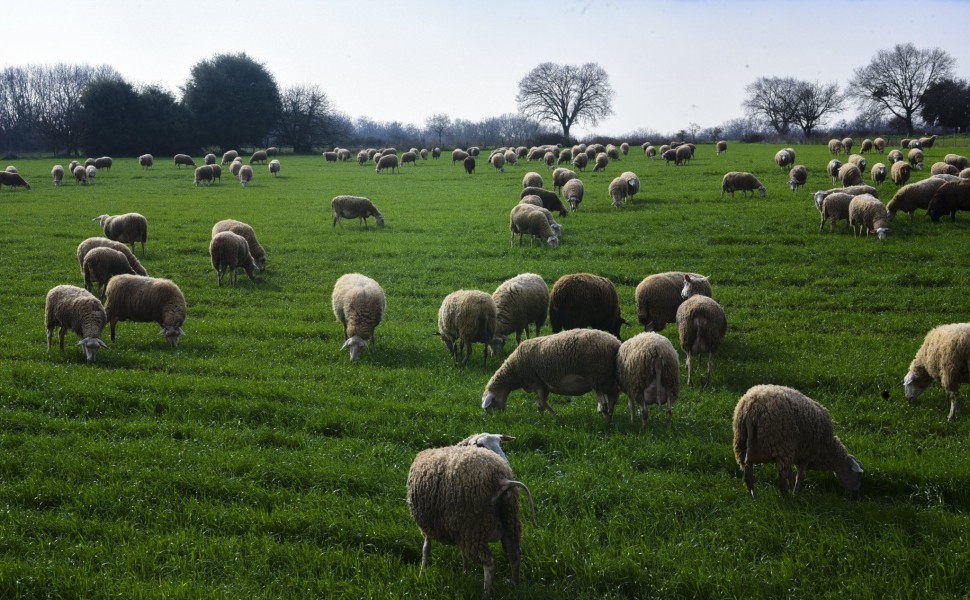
[7,0,970,138]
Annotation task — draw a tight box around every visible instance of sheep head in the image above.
[159,326,184,347]
[481,389,509,412]
[340,336,368,362]
[77,337,108,363]
[458,433,514,464]
[545,236,560,249]
[682,274,709,300]
[833,454,864,492]
[903,366,932,401]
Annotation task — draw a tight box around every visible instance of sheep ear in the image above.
[500,434,515,443]
[340,339,352,351]
[903,372,915,386]
[76,338,89,346]
[97,338,108,348]
[850,456,864,473]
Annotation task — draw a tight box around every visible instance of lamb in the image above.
[848,194,889,239]
[927,180,970,222]
[904,323,970,421]
[886,176,949,220]
[174,154,195,169]
[716,140,727,155]
[732,384,864,497]
[774,149,794,169]
[73,165,87,185]
[83,246,137,299]
[520,187,568,217]
[211,219,266,271]
[51,165,64,186]
[238,165,254,186]
[931,162,959,176]
[676,295,727,385]
[490,152,505,173]
[621,171,641,199]
[908,148,925,170]
[268,159,280,176]
[194,165,214,186]
[45,284,108,363]
[0,170,31,190]
[816,192,854,232]
[720,172,765,198]
[874,137,886,153]
[331,273,386,361]
[592,152,609,172]
[331,195,384,228]
[204,153,216,165]
[401,151,418,167]
[788,165,807,191]
[548,273,623,338]
[85,165,97,184]
[847,154,867,171]
[94,213,148,255]
[838,163,864,187]
[481,328,622,417]
[452,149,470,165]
[77,237,147,278]
[488,273,548,355]
[209,231,257,286]
[944,153,970,170]
[375,154,399,174]
[635,272,712,332]
[841,137,854,154]
[616,332,680,426]
[221,150,239,164]
[522,172,543,189]
[437,289,497,368]
[551,168,576,193]
[890,160,911,185]
[463,156,476,175]
[827,139,843,155]
[562,178,585,211]
[860,139,873,154]
[870,163,887,186]
[406,433,535,597]
[608,176,631,207]
[104,274,186,347]
[571,152,588,171]
[887,149,903,164]
[509,204,560,248]
[249,150,268,164]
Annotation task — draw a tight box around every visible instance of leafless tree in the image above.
[848,44,955,135]
[276,84,335,152]
[793,81,845,137]
[516,62,613,139]
[30,63,120,155]
[424,113,451,148]
[743,76,800,136]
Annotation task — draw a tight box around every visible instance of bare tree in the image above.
[687,122,701,142]
[31,63,120,155]
[424,113,451,148]
[743,76,800,136]
[276,84,334,152]
[793,81,845,137]
[849,44,955,135]
[516,62,614,139]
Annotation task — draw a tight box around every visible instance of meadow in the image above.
[0,141,968,598]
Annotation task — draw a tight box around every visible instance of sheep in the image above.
[77,237,147,278]
[606,144,620,160]
[504,150,518,166]
[230,159,243,177]
[907,139,922,150]
[828,160,844,185]
[331,273,386,361]
[509,204,560,248]
[45,284,108,363]
[860,139,873,154]
[94,156,112,171]
[401,151,418,167]
[452,149,470,165]
[812,185,878,206]
[870,163,888,186]
[592,152,609,172]
[816,191,854,232]
[827,139,843,155]
[322,151,338,162]
[615,332,680,426]
[0,170,31,190]
[83,246,137,299]
[548,273,623,338]
[562,178,585,212]
[490,152,505,173]
[204,153,217,165]
[488,273,548,355]
[931,162,959,176]
[238,165,254,186]
[209,231,257,286]
[337,148,352,161]
[927,180,970,222]
[552,168,576,193]
[674,144,694,165]
[432,147,441,160]
[841,137,854,154]
[249,150,268,164]
[621,171,641,199]
[557,148,573,165]
[482,328,622,420]
[51,165,64,186]
[774,149,794,169]
[460,155,475,175]
[887,149,904,164]
[890,160,911,186]
[420,148,429,160]
[904,323,970,421]
[962,168,970,179]
[635,272,712,333]
[543,152,556,168]
[838,163,864,187]
[221,150,239,164]
[331,195,384,228]
[104,274,186,347]
[268,159,280,176]
[716,140,727,155]
[874,137,886,153]
[520,187,568,217]
[174,154,195,169]
[467,146,481,157]
[908,148,925,170]
[788,165,807,191]
[901,138,912,148]
[848,194,889,239]
[94,213,148,255]
[720,172,765,198]
[944,153,970,171]
[522,172,543,189]
[375,154,399,174]
[645,145,657,159]
[212,219,266,271]
[73,165,87,185]
[886,176,950,220]
[357,150,369,165]
[571,152,588,171]
[136,154,153,170]
[847,154,867,172]
[194,165,214,186]
[437,289,497,368]
[732,384,864,497]
[676,295,727,385]
[919,135,938,148]
[608,176,631,208]
[515,146,528,159]
[84,158,95,168]
[85,165,97,184]
[406,434,535,598]
[661,149,678,165]
[69,160,79,173]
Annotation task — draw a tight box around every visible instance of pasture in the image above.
[0,142,968,598]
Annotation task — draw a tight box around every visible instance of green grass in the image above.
[1,144,969,598]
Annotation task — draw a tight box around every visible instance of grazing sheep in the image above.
[788,165,807,191]
[420,148,429,160]
[249,150,268,164]
[520,187,568,217]
[375,154,399,174]
[562,178,585,212]
[322,151,338,162]
[676,295,727,385]
[490,152,505,173]
[104,274,186,347]
[733,384,863,497]
[944,153,970,171]
[860,139,873,154]
[907,139,922,149]
[489,273,548,355]
[592,152,609,172]
[94,156,112,171]
[847,154,867,172]
[204,153,216,165]
[716,140,727,155]
[174,154,195,168]
[606,144,621,160]
[874,137,886,153]
[212,219,266,271]
[825,159,841,185]
[841,137,854,154]
[887,149,904,164]
[552,168,576,193]
[268,159,280,177]
[816,192,854,232]
[927,180,970,222]
[0,170,31,190]
[661,149,678,165]
[908,148,925,170]
[919,135,938,148]
[887,176,950,220]
[813,185,879,207]
[543,152,556,168]
[452,149,470,165]
[406,434,535,597]
[904,323,970,421]
[467,146,481,157]
[931,162,959,176]
[839,163,864,187]
[431,148,441,160]
[77,237,147,279]
[194,165,214,186]
[828,139,843,155]
[437,290,497,368]
[548,273,623,338]
[221,150,239,164]
[85,165,97,184]
[69,160,80,174]
[890,160,911,186]
[481,328,622,417]
[73,165,88,185]
[620,142,630,155]
[504,150,517,166]
[357,150,368,165]
[401,151,418,167]
[621,171,641,199]
[721,172,765,198]
[209,231,257,286]
[557,148,573,165]
[616,332,680,426]
[522,172,543,189]
[83,158,95,168]
[608,176,631,208]
[83,247,137,299]
[51,165,64,186]
[870,163,888,186]
[774,149,794,169]
[230,159,243,178]
[238,165,254,186]
[331,195,384,228]
[571,152,589,171]
[331,273,386,361]
[463,156,476,175]
[645,145,657,159]
[45,285,108,363]
[635,272,712,333]
[509,204,560,248]
[675,144,694,165]
[848,194,889,239]
[139,154,154,169]
[94,213,148,255]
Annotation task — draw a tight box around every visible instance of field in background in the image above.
[0,143,968,598]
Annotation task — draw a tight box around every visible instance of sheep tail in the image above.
[493,479,537,527]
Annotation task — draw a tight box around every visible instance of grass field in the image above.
[1,142,968,598]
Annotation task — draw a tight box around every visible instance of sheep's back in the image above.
[549,274,621,335]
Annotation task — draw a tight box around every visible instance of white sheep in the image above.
[230,158,243,178]
[562,178,585,211]
[886,176,949,220]
[716,140,727,155]
[616,332,680,425]
[908,148,925,170]
[94,213,148,256]
[890,161,911,186]
[826,159,842,184]
[77,237,147,279]
[138,154,154,169]
[104,274,186,347]
[676,295,727,385]
[841,137,854,154]
[887,149,903,164]
[375,154,399,174]
[788,165,807,191]
[551,167,576,193]
[238,165,254,186]
[268,159,280,176]
[51,165,64,186]
[721,172,765,198]
[848,194,889,239]
[635,272,712,332]
[437,290,497,368]
[774,148,794,169]
[522,172,543,189]
[194,165,214,186]
[212,219,267,271]
[847,154,867,172]
[874,137,886,153]
[73,165,87,185]
[249,150,268,164]
[221,150,239,164]
[204,153,216,165]
[828,139,843,155]
[174,154,195,168]
[85,165,97,184]
[944,153,970,170]
[608,176,630,207]
[209,231,257,286]
[839,163,864,187]
[621,171,641,199]
[870,163,888,186]
[331,195,385,228]
[490,152,505,173]
[401,151,418,167]
[904,323,970,421]
[45,284,108,363]
[83,246,137,299]
[509,204,560,248]
[331,273,386,361]
[488,273,548,355]
[571,152,589,171]
[816,192,854,232]
[592,152,609,172]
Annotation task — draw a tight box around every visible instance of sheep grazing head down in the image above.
[834,455,865,492]
[903,366,933,401]
[545,235,560,249]
[160,326,184,347]
[77,337,108,363]
[875,227,889,240]
[340,336,368,361]
[481,389,508,412]
[374,214,385,228]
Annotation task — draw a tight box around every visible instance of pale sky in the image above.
[8,0,970,137]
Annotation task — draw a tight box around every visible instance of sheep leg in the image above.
[58,327,67,351]
[793,464,807,495]
[743,461,756,497]
[502,535,521,585]
[947,389,959,421]
[109,319,118,342]
[685,353,693,386]
[705,353,714,386]
[775,460,793,495]
[535,388,554,414]
[630,390,640,425]
[420,535,431,571]
[46,327,53,353]
[482,556,497,598]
